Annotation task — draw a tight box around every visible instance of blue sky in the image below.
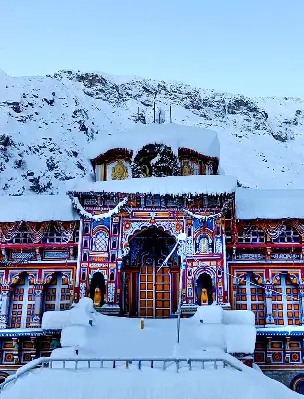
[0,0,303,97]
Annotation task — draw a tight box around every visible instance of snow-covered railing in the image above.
[0,356,243,391]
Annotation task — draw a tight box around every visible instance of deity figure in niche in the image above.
[181,160,193,176]
[201,288,208,305]
[111,159,129,180]
[94,286,102,307]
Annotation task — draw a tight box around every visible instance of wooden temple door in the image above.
[139,260,171,318]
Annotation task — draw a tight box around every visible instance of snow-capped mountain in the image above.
[1,68,304,195]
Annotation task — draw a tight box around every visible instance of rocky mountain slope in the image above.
[1,69,304,195]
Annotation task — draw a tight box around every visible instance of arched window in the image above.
[199,237,209,253]
[92,231,108,252]
[238,225,265,244]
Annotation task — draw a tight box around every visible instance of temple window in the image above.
[42,225,63,244]
[206,162,213,175]
[238,225,265,244]
[112,224,118,235]
[181,160,200,176]
[92,231,108,252]
[74,228,80,243]
[8,224,32,244]
[272,225,300,243]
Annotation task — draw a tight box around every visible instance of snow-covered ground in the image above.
[1,69,304,195]
[1,300,300,399]
[1,366,299,399]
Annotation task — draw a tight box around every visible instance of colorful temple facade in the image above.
[1,123,304,392]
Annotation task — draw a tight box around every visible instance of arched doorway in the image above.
[90,272,106,307]
[196,273,213,305]
[122,227,179,318]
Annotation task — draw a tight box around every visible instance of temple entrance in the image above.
[196,273,213,305]
[122,227,179,318]
[90,272,105,307]
[139,258,171,318]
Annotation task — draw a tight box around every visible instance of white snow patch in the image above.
[88,123,220,160]
[0,195,78,222]
[236,188,304,219]
[68,175,237,195]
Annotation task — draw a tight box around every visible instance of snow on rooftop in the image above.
[88,123,220,160]
[236,188,304,219]
[0,195,79,222]
[68,175,237,196]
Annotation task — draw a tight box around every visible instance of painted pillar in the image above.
[285,336,291,363]
[266,336,272,364]
[265,281,274,325]
[12,338,20,364]
[0,284,12,329]
[117,260,122,308]
[31,283,44,328]
[75,218,84,302]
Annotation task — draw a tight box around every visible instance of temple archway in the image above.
[196,273,213,305]
[90,272,105,308]
[122,227,179,318]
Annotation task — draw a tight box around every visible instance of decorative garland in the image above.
[132,143,180,178]
[0,222,22,242]
[71,196,128,220]
[55,222,76,243]
[265,223,286,240]
[183,199,232,221]
[26,222,50,243]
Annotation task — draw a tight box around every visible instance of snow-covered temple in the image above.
[1,123,304,392]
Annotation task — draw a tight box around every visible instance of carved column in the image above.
[31,283,44,328]
[0,284,12,329]
[265,281,274,325]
